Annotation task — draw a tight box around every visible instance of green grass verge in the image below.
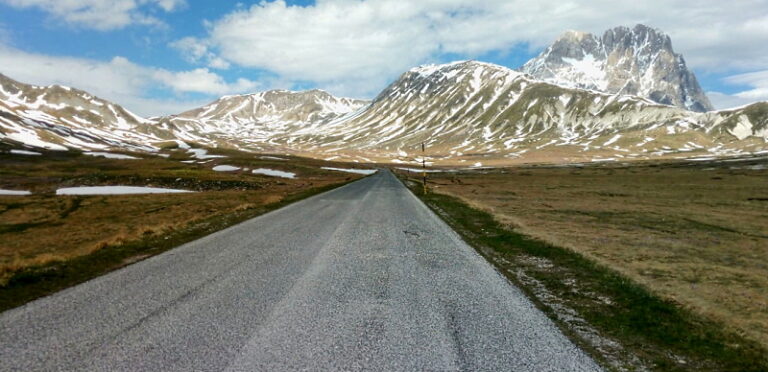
[0,180,353,313]
[403,178,768,372]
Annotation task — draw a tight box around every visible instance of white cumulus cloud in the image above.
[709,70,768,109]
[171,37,230,70]
[0,45,257,116]
[175,0,768,99]
[0,0,186,30]
[724,70,768,101]
[153,68,258,95]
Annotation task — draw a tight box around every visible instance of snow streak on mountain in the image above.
[521,24,714,112]
[1,25,767,165]
[294,60,765,164]
[0,74,173,151]
[159,90,368,150]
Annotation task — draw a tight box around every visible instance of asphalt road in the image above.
[0,170,600,371]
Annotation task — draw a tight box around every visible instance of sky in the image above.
[0,0,767,116]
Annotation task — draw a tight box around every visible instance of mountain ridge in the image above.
[286,60,765,165]
[0,73,174,151]
[2,26,767,165]
[156,88,369,152]
[521,24,714,112]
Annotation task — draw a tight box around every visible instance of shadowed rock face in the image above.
[521,24,714,112]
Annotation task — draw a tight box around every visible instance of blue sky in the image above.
[1,0,767,116]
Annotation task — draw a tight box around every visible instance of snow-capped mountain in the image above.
[172,89,366,125]
[0,73,175,151]
[286,61,765,164]
[2,49,766,165]
[157,89,368,150]
[521,24,713,112]
[0,74,367,153]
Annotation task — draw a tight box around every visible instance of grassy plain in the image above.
[398,156,768,370]
[0,146,365,309]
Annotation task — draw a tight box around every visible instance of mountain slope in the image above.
[158,90,368,150]
[0,74,174,151]
[2,60,766,166]
[521,24,713,112]
[287,61,764,165]
[0,74,368,153]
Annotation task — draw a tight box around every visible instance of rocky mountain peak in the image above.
[163,88,369,145]
[602,24,673,52]
[0,72,170,151]
[375,60,524,104]
[541,31,602,64]
[521,24,714,112]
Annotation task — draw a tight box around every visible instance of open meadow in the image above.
[412,157,768,350]
[0,144,369,309]
[394,156,768,369]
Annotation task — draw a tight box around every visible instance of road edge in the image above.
[394,171,768,372]
[0,175,368,313]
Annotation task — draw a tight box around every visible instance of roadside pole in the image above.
[422,142,427,195]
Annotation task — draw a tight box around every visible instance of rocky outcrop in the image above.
[521,24,714,112]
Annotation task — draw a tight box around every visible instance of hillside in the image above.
[1,62,766,166]
[0,74,175,151]
[285,61,765,165]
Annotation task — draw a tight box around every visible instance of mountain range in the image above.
[0,73,168,151]
[1,25,767,166]
[157,90,368,152]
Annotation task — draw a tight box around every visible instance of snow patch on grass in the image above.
[321,167,377,175]
[84,152,139,160]
[10,149,41,156]
[212,165,240,172]
[4,125,67,151]
[395,167,444,173]
[252,168,296,179]
[0,189,31,196]
[56,186,193,195]
[603,134,622,146]
[188,148,227,159]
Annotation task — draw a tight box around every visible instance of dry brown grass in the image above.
[417,159,768,348]
[0,149,363,286]
[0,191,301,284]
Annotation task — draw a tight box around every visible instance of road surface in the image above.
[0,170,600,371]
